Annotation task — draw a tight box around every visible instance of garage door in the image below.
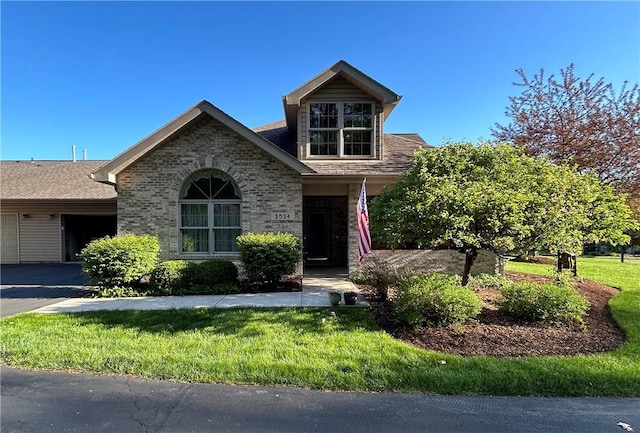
[1,214,19,263]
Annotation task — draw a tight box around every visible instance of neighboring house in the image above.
[0,160,117,263]
[1,60,428,272]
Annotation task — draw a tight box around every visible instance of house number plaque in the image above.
[271,212,294,221]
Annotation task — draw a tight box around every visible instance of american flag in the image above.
[357,179,372,261]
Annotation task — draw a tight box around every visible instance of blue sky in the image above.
[2,1,639,161]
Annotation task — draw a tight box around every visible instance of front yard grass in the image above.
[1,257,638,396]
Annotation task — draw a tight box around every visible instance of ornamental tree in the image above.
[369,142,637,285]
[492,64,640,219]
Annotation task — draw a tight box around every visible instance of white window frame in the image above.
[178,169,242,257]
[307,101,376,158]
[179,199,242,256]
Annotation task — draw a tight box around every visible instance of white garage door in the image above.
[1,214,19,263]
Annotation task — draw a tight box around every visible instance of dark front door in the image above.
[304,210,330,265]
[303,196,348,268]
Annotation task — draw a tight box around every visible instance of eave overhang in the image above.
[92,100,315,185]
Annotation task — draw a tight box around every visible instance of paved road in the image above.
[0,264,91,317]
[1,366,638,433]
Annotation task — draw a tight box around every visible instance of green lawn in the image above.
[1,256,638,396]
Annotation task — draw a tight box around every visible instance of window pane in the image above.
[309,103,338,128]
[343,103,372,128]
[343,131,372,155]
[214,229,241,252]
[181,170,241,199]
[181,203,208,226]
[213,203,241,227]
[183,179,209,199]
[181,229,208,252]
[310,131,338,155]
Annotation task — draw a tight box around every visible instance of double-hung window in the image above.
[179,170,241,254]
[309,102,373,157]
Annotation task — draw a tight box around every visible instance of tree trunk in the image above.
[621,252,625,263]
[461,248,478,286]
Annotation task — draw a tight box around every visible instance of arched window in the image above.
[179,169,241,254]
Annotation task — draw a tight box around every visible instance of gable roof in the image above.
[92,100,314,184]
[283,60,402,132]
[1,160,116,200]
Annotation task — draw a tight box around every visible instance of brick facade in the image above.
[116,115,303,261]
[357,249,504,277]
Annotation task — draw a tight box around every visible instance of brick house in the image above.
[1,60,428,272]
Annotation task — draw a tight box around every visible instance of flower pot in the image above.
[344,291,358,305]
[328,291,341,306]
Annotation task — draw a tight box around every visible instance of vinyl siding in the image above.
[0,200,116,263]
[298,75,384,160]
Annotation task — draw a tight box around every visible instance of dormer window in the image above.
[308,102,373,157]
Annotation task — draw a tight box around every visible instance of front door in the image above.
[304,210,330,265]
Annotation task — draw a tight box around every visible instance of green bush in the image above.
[498,280,590,326]
[350,257,398,301]
[79,234,160,289]
[236,232,301,286]
[181,259,239,295]
[394,273,482,327]
[149,260,190,295]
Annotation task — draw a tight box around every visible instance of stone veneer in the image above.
[116,115,303,261]
[355,249,504,277]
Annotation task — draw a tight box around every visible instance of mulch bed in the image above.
[359,272,627,357]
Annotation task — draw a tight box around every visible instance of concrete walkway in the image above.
[32,269,368,314]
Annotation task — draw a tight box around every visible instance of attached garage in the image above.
[0,161,117,263]
[62,214,117,261]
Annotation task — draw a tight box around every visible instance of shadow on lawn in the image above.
[63,307,379,337]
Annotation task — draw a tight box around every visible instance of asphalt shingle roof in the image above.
[254,120,429,175]
[2,125,427,201]
[1,160,117,200]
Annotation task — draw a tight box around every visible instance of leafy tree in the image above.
[370,142,637,285]
[492,64,640,220]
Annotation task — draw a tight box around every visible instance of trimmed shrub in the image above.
[181,259,239,295]
[236,232,302,286]
[149,260,190,295]
[79,234,160,289]
[498,281,590,326]
[394,273,482,327]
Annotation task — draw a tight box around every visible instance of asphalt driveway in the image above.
[2,366,638,433]
[0,264,92,317]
